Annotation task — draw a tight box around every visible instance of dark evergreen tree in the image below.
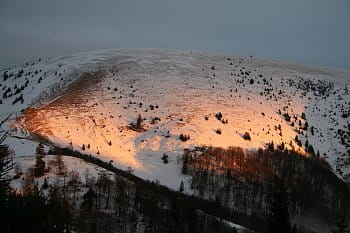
[310,126,314,136]
[55,154,66,175]
[42,178,49,189]
[179,181,184,192]
[46,184,72,233]
[243,132,251,140]
[268,141,275,151]
[136,113,143,128]
[0,141,13,231]
[305,140,309,150]
[188,207,199,233]
[331,214,349,233]
[268,179,295,233]
[3,71,8,81]
[34,154,45,177]
[182,153,190,174]
[161,153,169,164]
[308,144,315,156]
[179,133,190,141]
[129,113,144,131]
[36,142,45,156]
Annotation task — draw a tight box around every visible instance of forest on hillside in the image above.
[182,145,350,232]
[1,132,350,233]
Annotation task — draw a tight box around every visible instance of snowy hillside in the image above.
[1,48,350,191]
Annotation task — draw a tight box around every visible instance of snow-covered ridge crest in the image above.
[1,49,349,189]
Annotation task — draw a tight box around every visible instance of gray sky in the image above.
[1,0,350,69]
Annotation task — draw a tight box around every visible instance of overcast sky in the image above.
[0,0,349,69]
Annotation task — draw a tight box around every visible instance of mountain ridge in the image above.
[1,49,349,189]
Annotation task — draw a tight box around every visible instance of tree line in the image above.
[182,145,350,232]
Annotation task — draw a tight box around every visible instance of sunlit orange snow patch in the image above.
[18,105,144,171]
[16,86,307,175]
[19,107,54,136]
[179,91,307,155]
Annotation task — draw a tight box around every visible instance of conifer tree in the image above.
[332,214,349,233]
[0,139,13,230]
[34,154,45,177]
[268,179,295,233]
[36,142,45,156]
[179,181,184,192]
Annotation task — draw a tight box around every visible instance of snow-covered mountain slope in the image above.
[1,49,349,190]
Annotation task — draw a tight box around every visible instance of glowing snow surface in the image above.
[2,49,350,189]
